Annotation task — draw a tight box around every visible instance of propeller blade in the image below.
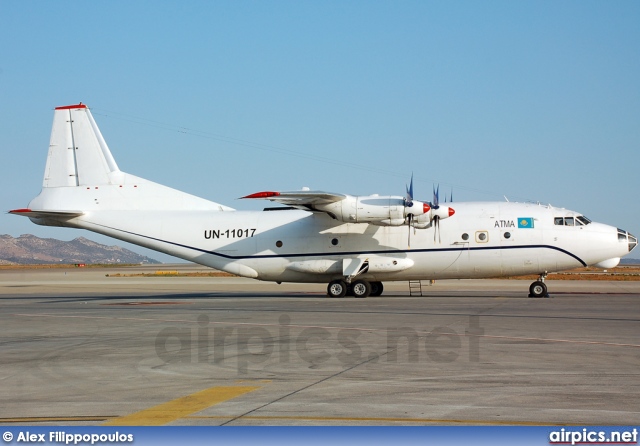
[432,184,440,209]
[442,188,453,204]
[407,214,412,248]
[433,215,442,244]
[405,173,414,206]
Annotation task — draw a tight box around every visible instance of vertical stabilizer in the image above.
[44,104,120,188]
[28,103,234,212]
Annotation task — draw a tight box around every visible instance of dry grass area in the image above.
[2,264,639,281]
[0,263,143,270]
[503,265,640,281]
[106,271,236,278]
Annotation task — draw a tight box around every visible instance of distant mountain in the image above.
[620,257,640,265]
[0,234,160,265]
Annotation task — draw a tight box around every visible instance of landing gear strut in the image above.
[529,272,550,298]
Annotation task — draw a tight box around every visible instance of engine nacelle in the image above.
[411,205,455,229]
[315,195,430,224]
[431,206,455,220]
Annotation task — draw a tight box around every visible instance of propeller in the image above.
[430,185,455,243]
[405,174,415,248]
[432,185,441,243]
[404,177,454,247]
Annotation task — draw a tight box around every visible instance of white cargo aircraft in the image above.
[10,104,637,298]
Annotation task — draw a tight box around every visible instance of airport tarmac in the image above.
[0,265,639,426]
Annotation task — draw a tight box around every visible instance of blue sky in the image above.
[1,1,638,262]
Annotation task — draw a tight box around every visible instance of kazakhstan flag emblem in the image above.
[518,218,534,228]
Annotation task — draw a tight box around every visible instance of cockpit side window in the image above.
[576,216,591,225]
[555,216,590,226]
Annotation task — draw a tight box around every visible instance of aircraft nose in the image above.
[628,232,638,252]
[618,228,637,253]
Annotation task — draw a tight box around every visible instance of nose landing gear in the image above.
[529,272,550,298]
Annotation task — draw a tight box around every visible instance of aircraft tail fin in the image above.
[20,103,234,214]
[44,104,120,188]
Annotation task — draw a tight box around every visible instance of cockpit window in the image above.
[629,234,638,252]
[577,216,591,225]
[555,215,591,226]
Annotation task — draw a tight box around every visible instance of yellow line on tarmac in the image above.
[103,386,259,426]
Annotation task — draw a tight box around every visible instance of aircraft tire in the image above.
[327,280,348,298]
[529,281,547,298]
[370,281,384,297]
[351,280,371,298]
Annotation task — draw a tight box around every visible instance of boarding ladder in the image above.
[408,280,434,296]
[409,280,423,296]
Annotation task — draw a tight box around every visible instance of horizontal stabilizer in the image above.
[9,208,83,219]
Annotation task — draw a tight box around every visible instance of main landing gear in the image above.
[529,272,550,298]
[326,279,384,298]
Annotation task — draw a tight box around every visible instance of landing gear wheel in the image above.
[370,281,384,297]
[327,280,348,298]
[351,280,371,298]
[529,281,548,298]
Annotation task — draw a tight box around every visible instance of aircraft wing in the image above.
[241,190,346,209]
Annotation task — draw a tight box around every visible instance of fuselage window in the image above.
[564,217,575,226]
[554,217,564,225]
[461,233,469,241]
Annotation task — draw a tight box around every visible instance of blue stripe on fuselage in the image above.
[95,223,587,267]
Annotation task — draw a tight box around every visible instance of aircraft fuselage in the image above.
[29,194,631,284]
